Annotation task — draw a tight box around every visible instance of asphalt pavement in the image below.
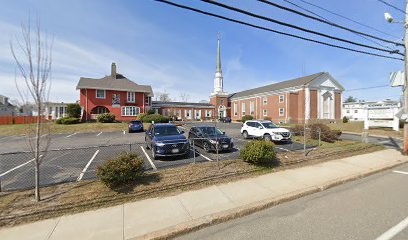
[176,163,408,240]
[0,122,401,191]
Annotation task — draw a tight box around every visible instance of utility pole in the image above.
[404,0,408,154]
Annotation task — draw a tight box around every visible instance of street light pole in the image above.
[404,0,408,154]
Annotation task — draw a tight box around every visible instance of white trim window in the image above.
[279,95,284,103]
[250,101,254,115]
[96,89,105,99]
[127,92,135,103]
[121,106,140,116]
[263,109,267,116]
[279,108,284,116]
[233,102,238,116]
[242,102,246,115]
[263,97,267,105]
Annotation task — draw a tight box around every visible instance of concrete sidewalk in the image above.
[1,149,407,240]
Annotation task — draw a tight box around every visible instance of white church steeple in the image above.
[212,33,227,96]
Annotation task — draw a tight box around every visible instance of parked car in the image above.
[240,120,291,142]
[188,126,234,152]
[128,120,144,133]
[145,123,189,159]
[219,117,231,123]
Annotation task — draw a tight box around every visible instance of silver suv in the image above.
[240,120,291,142]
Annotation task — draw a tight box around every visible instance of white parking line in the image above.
[40,134,48,138]
[0,155,43,177]
[141,146,157,171]
[393,170,408,175]
[123,130,126,135]
[375,216,408,240]
[66,132,77,138]
[276,147,290,152]
[77,150,100,181]
[197,151,213,162]
[96,132,103,136]
[377,140,391,144]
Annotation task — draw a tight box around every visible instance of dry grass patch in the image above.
[0,140,384,228]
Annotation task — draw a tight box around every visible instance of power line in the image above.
[200,0,402,55]
[153,0,404,61]
[345,85,390,92]
[257,0,404,49]
[296,0,400,40]
[281,0,398,52]
[377,0,406,15]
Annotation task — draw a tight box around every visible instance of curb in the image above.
[134,160,407,240]
[342,131,403,141]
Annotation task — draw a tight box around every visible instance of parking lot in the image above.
[0,122,307,191]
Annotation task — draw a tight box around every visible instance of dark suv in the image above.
[145,123,189,159]
[188,126,234,152]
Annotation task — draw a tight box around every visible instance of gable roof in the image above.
[229,72,338,99]
[76,74,153,96]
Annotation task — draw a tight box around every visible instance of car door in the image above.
[246,122,255,136]
[253,122,263,137]
[145,125,154,146]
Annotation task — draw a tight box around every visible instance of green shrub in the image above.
[55,117,80,125]
[263,116,272,121]
[241,115,254,123]
[342,116,349,123]
[140,114,169,123]
[147,109,156,115]
[137,113,146,121]
[96,152,144,187]
[240,141,276,165]
[309,123,341,143]
[97,113,116,123]
[67,103,82,118]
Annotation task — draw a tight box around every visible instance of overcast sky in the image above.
[0,0,405,103]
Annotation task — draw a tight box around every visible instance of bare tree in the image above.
[155,91,172,102]
[179,93,190,102]
[10,19,53,201]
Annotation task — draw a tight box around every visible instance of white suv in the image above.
[240,120,291,142]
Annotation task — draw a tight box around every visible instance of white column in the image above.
[305,88,310,121]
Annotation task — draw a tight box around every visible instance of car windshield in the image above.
[261,122,279,129]
[154,126,181,136]
[200,127,223,136]
[130,121,141,124]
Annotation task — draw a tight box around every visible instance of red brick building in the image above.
[76,63,153,121]
[228,72,344,124]
[152,101,215,120]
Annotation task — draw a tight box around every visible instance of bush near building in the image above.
[97,113,116,123]
[241,115,254,123]
[139,113,169,123]
[96,152,144,187]
[66,103,82,118]
[342,116,349,123]
[309,123,342,143]
[263,116,272,121]
[55,117,80,125]
[240,141,276,165]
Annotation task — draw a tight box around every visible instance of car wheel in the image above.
[203,142,211,152]
[242,131,249,139]
[263,134,272,141]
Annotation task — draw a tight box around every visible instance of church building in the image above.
[77,34,344,124]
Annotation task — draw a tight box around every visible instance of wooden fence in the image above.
[0,116,47,125]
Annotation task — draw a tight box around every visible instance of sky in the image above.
[0,0,405,103]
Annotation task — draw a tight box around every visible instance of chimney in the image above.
[111,62,116,79]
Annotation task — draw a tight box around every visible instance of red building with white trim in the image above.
[76,63,153,122]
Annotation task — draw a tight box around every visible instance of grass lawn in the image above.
[0,139,383,228]
[0,122,153,136]
[281,121,402,138]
